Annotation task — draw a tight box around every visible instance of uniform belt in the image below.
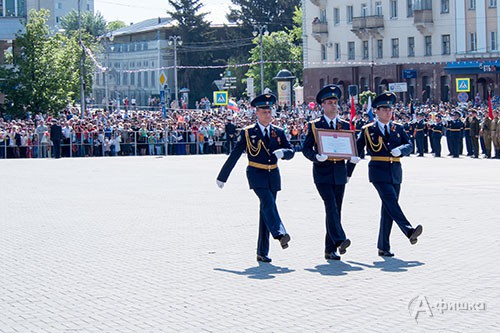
[248,161,278,170]
[449,129,461,132]
[415,129,424,131]
[370,156,401,163]
[432,130,442,133]
[327,157,345,162]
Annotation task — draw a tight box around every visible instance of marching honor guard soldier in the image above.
[414,112,426,156]
[302,85,360,261]
[216,93,294,263]
[355,92,423,257]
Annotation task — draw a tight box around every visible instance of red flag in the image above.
[350,96,356,130]
[488,93,494,120]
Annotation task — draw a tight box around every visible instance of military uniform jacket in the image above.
[217,123,294,191]
[431,123,444,137]
[356,122,413,184]
[302,116,355,185]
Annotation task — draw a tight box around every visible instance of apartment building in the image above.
[302,0,500,104]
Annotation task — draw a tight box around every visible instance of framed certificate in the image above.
[315,129,358,158]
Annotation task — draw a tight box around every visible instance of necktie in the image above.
[384,124,390,140]
[264,127,270,145]
[329,121,334,129]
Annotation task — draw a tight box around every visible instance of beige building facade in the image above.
[302,0,500,105]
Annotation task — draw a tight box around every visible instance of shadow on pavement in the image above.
[214,263,295,279]
[304,260,364,276]
[348,257,425,272]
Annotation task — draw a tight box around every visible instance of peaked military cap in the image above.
[372,92,397,109]
[316,84,342,104]
[251,93,277,108]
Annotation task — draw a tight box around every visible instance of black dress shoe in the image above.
[409,225,423,245]
[378,250,395,257]
[279,233,291,249]
[256,255,272,263]
[325,251,341,260]
[338,239,351,255]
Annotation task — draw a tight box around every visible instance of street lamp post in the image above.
[253,24,269,95]
[168,36,182,108]
[102,33,114,110]
[78,0,85,115]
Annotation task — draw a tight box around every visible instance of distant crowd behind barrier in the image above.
[1,95,499,159]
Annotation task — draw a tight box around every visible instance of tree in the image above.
[245,7,303,94]
[0,9,95,116]
[60,10,107,37]
[167,0,215,106]
[106,20,127,32]
[227,0,300,33]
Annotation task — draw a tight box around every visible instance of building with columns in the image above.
[302,0,500,105]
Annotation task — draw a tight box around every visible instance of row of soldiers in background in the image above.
[352,108,500,159]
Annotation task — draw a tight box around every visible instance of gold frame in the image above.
[315,129,358,159]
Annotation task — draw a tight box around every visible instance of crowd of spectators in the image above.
[0,95,499,159]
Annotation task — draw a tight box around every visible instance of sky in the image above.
[94,0,234,25]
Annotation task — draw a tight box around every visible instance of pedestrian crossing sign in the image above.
[214,91,228,106]
[456,78,470,92]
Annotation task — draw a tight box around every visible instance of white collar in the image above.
[323,114,338,126]
[257,122,271,135]
[376,120,392,133]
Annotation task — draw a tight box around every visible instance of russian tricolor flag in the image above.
[227,100,239,112]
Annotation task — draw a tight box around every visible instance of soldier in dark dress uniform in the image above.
[50,119,63,159]
[216,94,295,263]
[415,112,426,156]
[448,111,464,158]
[469,109,481,158]
[302,85,360,261]
[430,114,444,157]
[354,92,423,257]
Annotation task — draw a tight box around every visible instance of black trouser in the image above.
[315,183,347,253]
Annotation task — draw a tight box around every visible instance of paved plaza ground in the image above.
[1,153,499,332]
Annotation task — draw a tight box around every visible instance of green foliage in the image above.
[167,0,216,106]
[60,10,107,37]
[227,0,301,33]
[359,90,376,106]
[245,7,303,95]
[106,20,127,32]
[0,9,96,116]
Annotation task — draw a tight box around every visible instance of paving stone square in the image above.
[1,154,499,332]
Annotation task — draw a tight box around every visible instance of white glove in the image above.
[391,148,402,157]
[216,179,225,189]
[350,156,361,164]
[346,177,351,183]
[316,154,328,162]
[273,149,285,159]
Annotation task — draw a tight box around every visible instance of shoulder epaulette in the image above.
[362,122,375,129]
[243,124,255,130]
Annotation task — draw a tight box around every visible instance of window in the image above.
[469,32,477,51]
[442,34,450,54]
[137,70,142,86]
[407,0,413,17]
[416,0,432,10]
[377,39,383,58]
[391,38,399,58]
[335,43,341,60]
[151,71,156,87]
[390,0,398,18]
[425,36,432,56]
[361,4,368,17]
[469,0,476,9]
[143,72,148,87]
[320,9,327,22]
[441,0,449,12]
[57,2,62,9]
[348,41,355,60]
[347,6,353,23]
[130,72,135,85]
[334,8,340,25]
[123,73,129,85]
[321,44,327,60]
[491,31,497,51]
[363,41,369,59]
[408,37,415,57]
[375,2,383,16]
[489,0,497,8]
